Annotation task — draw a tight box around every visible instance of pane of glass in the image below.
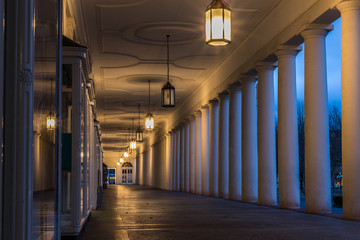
[0,0,4,233]
[81,82,84,219]
[206,10,211,41]
[224,10,231,41]
[32,0,57,238]
[61,64,73,227]
[211,9,223,39]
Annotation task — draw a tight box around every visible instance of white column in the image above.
[337,0,360,220]
[256,62,277,206]
[228,82,242,201]
[301,24,333,213]
[2,0,34,238]
[170,130,175,190]
[275,45,302,209]
[189,115,196,193]
[241,76,258,203]
[176,127,181,191]
[166,132,172,190]
[173,128,178,190]
[201,105,210,196]
[184,119,190,192]
[218,91,229,199]
[194,110,202,195]
[209,99,219,197]
[180,124,185,192]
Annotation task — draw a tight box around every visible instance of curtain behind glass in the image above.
[33,0,58,238]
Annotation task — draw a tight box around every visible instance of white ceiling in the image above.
[78,0,282,164]
[75,0,339,166]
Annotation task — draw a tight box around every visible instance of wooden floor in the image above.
[81,185,360,240]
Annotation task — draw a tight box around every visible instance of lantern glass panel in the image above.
[136,129,143,142]
[46,113,55,130]
[224,9,231,41]
[206,10,211,41]
[145,113,154,130]
[211,8,223,40]
[130,140,136,149]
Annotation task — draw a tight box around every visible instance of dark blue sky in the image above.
[273,18,341,115]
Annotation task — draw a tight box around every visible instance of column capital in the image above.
[193,110,202,118]
[256,61,277,72]
[227,81,241,92]
[337,0,360,12]
[239,75,257,84]
[187,114,195,121]
[201,104,209,110]
[209,98,219,104]
[182,118,190,124]
[218,90,229,100]
[275,45,302,57]
[300,24,333,39]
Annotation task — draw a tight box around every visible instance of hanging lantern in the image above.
[47,79,56,130]
[46,112,56,130]
[161,35,175,107]
[136,128,143,142]
[145,80,155,130]
[130,139,136,149]
[120,157,124,163]
[124,151,129,158]
[205,0,231,46]
[145,113,154,130]
[136,104,143,142]
[117,161,120,166]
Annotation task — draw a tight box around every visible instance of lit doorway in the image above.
[121,162,133,184]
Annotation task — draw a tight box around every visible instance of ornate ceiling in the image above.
[75,0,339,166]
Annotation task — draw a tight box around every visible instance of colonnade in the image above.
[139,0,360,220]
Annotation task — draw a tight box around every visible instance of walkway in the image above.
[81,185,360,240]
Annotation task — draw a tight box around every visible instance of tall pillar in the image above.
[201,105,210,196]
[275,45,302,209]
[301,24,333,213]
[189,116,196,193]
[228,82,242,201]
[166,132,172,190]
[170,130,175,190]
[337,0,360,220]
[256,62,277,206]
[218,91,229,199]
[176,126,181,191]
[184,119,190,192]
[208,99,219,197]
[3,0,34,238]
[194,111,202,195]
[241,76,258,203]
[180,124,185,192]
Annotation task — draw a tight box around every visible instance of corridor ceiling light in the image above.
[130,118,137,149]
[124,151,129,158]
[145,80,154,130]
[46,113,55,130]
[46,79,56,130]
[161,35,175,108]
[120,157,124,163]
[130,139,136,149]
[136,104,143,142]
[117,161,120,166]
[205,0,231,46]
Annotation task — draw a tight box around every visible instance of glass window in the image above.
[0,0,4,234]
[61,64,72,227]
[32,0,59,238]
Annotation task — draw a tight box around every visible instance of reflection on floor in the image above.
[32,190,55,240]
[81,185,360,240]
